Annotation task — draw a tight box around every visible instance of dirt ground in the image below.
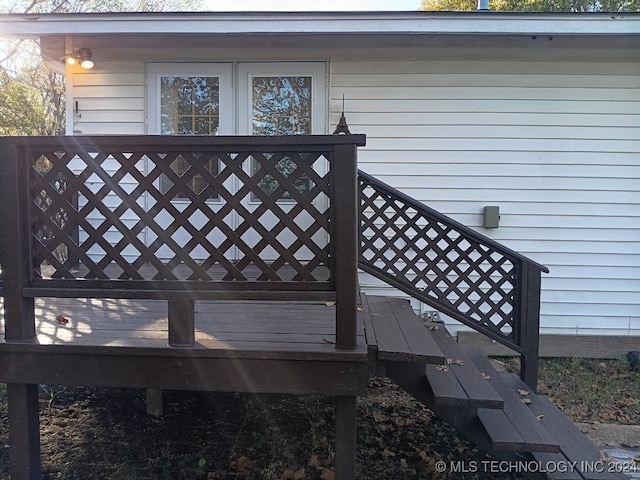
[0,357,638,480]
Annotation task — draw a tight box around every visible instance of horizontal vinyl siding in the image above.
[71,62,145,135]
[69,64,146,251]
[333,60,640,337]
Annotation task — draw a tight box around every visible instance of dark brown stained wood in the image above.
[502,374,628,480]
[0,144,35,341]
[335,396,357,480]
[8,383,41,480]
[0,350,368,396]
[424,364,472,407]
[15,137,358,294]
[168,299,195,346]
[475,408,529,451]
[146,388,164,418]
[529,452,583,480]
[365,295,411,358]
[426,322,503,409]
[359,293,380,375]
[358,169,548,388]
[333,144,358,350]
[360,293,377,349]
[0,134,367,148]
[0,298,367,359]
[467,351,559,453]
[518,263,542,390]
[385,296,445,363]
[364,295,445,364]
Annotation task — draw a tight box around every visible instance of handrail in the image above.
[358,170,548,274]
[358,169,547,388]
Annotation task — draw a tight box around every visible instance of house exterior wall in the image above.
[66,53,640,337]
[330,59,640,337]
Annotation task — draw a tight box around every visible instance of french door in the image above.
[146,62,328,261]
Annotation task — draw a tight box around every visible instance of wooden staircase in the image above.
[363,294,628,480]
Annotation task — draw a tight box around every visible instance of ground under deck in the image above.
[0,298,368,396]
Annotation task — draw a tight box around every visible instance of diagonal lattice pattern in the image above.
[27,144,331,285]
[359,171,521,344]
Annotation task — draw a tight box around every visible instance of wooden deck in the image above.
[0,297,368,396]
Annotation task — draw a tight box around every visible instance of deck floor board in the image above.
[0,297,366,359]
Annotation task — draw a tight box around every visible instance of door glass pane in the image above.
[160,76,219,199]
[252,76,312,200]
[161,76,220,135]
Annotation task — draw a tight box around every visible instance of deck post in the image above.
[168,299,195,346]
[0,143,36,340]
[332,143,358,350]
[1,144,42,479]
[335,395,357,480]
[7,384,41,480]
[518,263,542,391]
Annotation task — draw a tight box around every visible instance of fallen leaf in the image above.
[446,358,464,366]
[356,306,363,312]
[230,456,254,472]
[427,325,439,331]
[382,447,396,459]
[321,338,335,344]
[320,468,335,480]
[284,467,305,479]
[521,398,532,404]
[481,373,491,380]
[536,414,544,421]
[518,389,530,396]
[436,365,449,372]
[55,315,69,325]
[325,301,335,307]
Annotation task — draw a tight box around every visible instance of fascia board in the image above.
[0,12,638,37]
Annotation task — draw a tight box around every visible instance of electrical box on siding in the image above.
[483,206,500,228]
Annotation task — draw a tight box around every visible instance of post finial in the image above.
[333,95,351,135]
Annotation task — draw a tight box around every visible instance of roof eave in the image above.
[1,11,639,38]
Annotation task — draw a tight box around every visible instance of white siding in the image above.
[332,60,640,336]
[68,55,640,337]
[70,62,145,135]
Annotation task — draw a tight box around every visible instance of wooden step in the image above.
[362,295,445,364]
[502,374,628,480]
[423,321,503,409]
[465,349,560,453]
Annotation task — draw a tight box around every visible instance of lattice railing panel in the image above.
[358,171,548,348]
[27,143,332,285]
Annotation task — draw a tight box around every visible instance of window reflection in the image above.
[252,76,312,199]
[160,76,220,199]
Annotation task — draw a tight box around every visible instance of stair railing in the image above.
[358,170,548,388]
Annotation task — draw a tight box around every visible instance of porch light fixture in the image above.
[64,48,94,69]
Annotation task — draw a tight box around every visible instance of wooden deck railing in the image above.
[358,170,549,387]
[0,134,366,349]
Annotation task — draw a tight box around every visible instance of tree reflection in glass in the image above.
[160,76,220,199]
[252,76,312,200]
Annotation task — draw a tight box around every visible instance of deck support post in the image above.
[2,138,41,479]
[146,388,164,417]
[518,264,542,392]
[8,383,41,480]
[332,144,358,350]
[168,299,195,347]
[334,395,357,480]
